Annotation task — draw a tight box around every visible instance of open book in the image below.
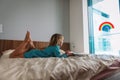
[68,51,89,56]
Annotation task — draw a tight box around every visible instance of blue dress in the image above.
[24,45,68,58]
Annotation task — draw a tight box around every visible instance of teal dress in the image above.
[24,45,68,58]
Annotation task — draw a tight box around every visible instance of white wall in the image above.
[0,0,69,42]
[70,0,89,53]
[0,0,90,53]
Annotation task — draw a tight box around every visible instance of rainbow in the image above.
[99,22,114,32]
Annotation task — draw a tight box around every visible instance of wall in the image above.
[70,0,89,53]
[0,0,69,42]
[0,0,90,53]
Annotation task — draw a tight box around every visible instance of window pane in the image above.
[88,0,120,56]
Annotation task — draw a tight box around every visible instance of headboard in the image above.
[0,39,70,52]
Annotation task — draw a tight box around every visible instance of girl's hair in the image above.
[49,33,63,46]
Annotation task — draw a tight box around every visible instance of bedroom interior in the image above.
[0,0,120,80]
[0,0,88,53]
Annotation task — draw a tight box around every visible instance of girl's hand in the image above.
[65,50,74,56]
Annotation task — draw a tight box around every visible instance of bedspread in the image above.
[0,54,119,80]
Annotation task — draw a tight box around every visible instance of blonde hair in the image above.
[49,33,64,46]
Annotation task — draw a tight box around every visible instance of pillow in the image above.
[1,49,14,59]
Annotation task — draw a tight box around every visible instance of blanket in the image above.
[0,50,119,80]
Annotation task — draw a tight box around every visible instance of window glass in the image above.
[88,0,120,56]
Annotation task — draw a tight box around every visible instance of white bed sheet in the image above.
[0,50,119,80]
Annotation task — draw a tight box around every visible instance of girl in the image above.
[10,31,73,58]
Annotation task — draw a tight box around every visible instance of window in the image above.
[88,0,120,56]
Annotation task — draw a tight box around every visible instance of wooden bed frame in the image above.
[0,39,70,52]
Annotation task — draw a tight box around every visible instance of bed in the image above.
[0,39,120,80]
[1,49,120,80]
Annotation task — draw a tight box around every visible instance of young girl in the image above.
[10,31,73,58]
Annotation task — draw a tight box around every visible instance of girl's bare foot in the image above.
[27,31,35,49]
[24,31,30,42]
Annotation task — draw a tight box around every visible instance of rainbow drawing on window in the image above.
[99,22,114,32]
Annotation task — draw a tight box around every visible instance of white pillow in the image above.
[1,49,14,59]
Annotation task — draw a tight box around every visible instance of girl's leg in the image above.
[9,31,35,58]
